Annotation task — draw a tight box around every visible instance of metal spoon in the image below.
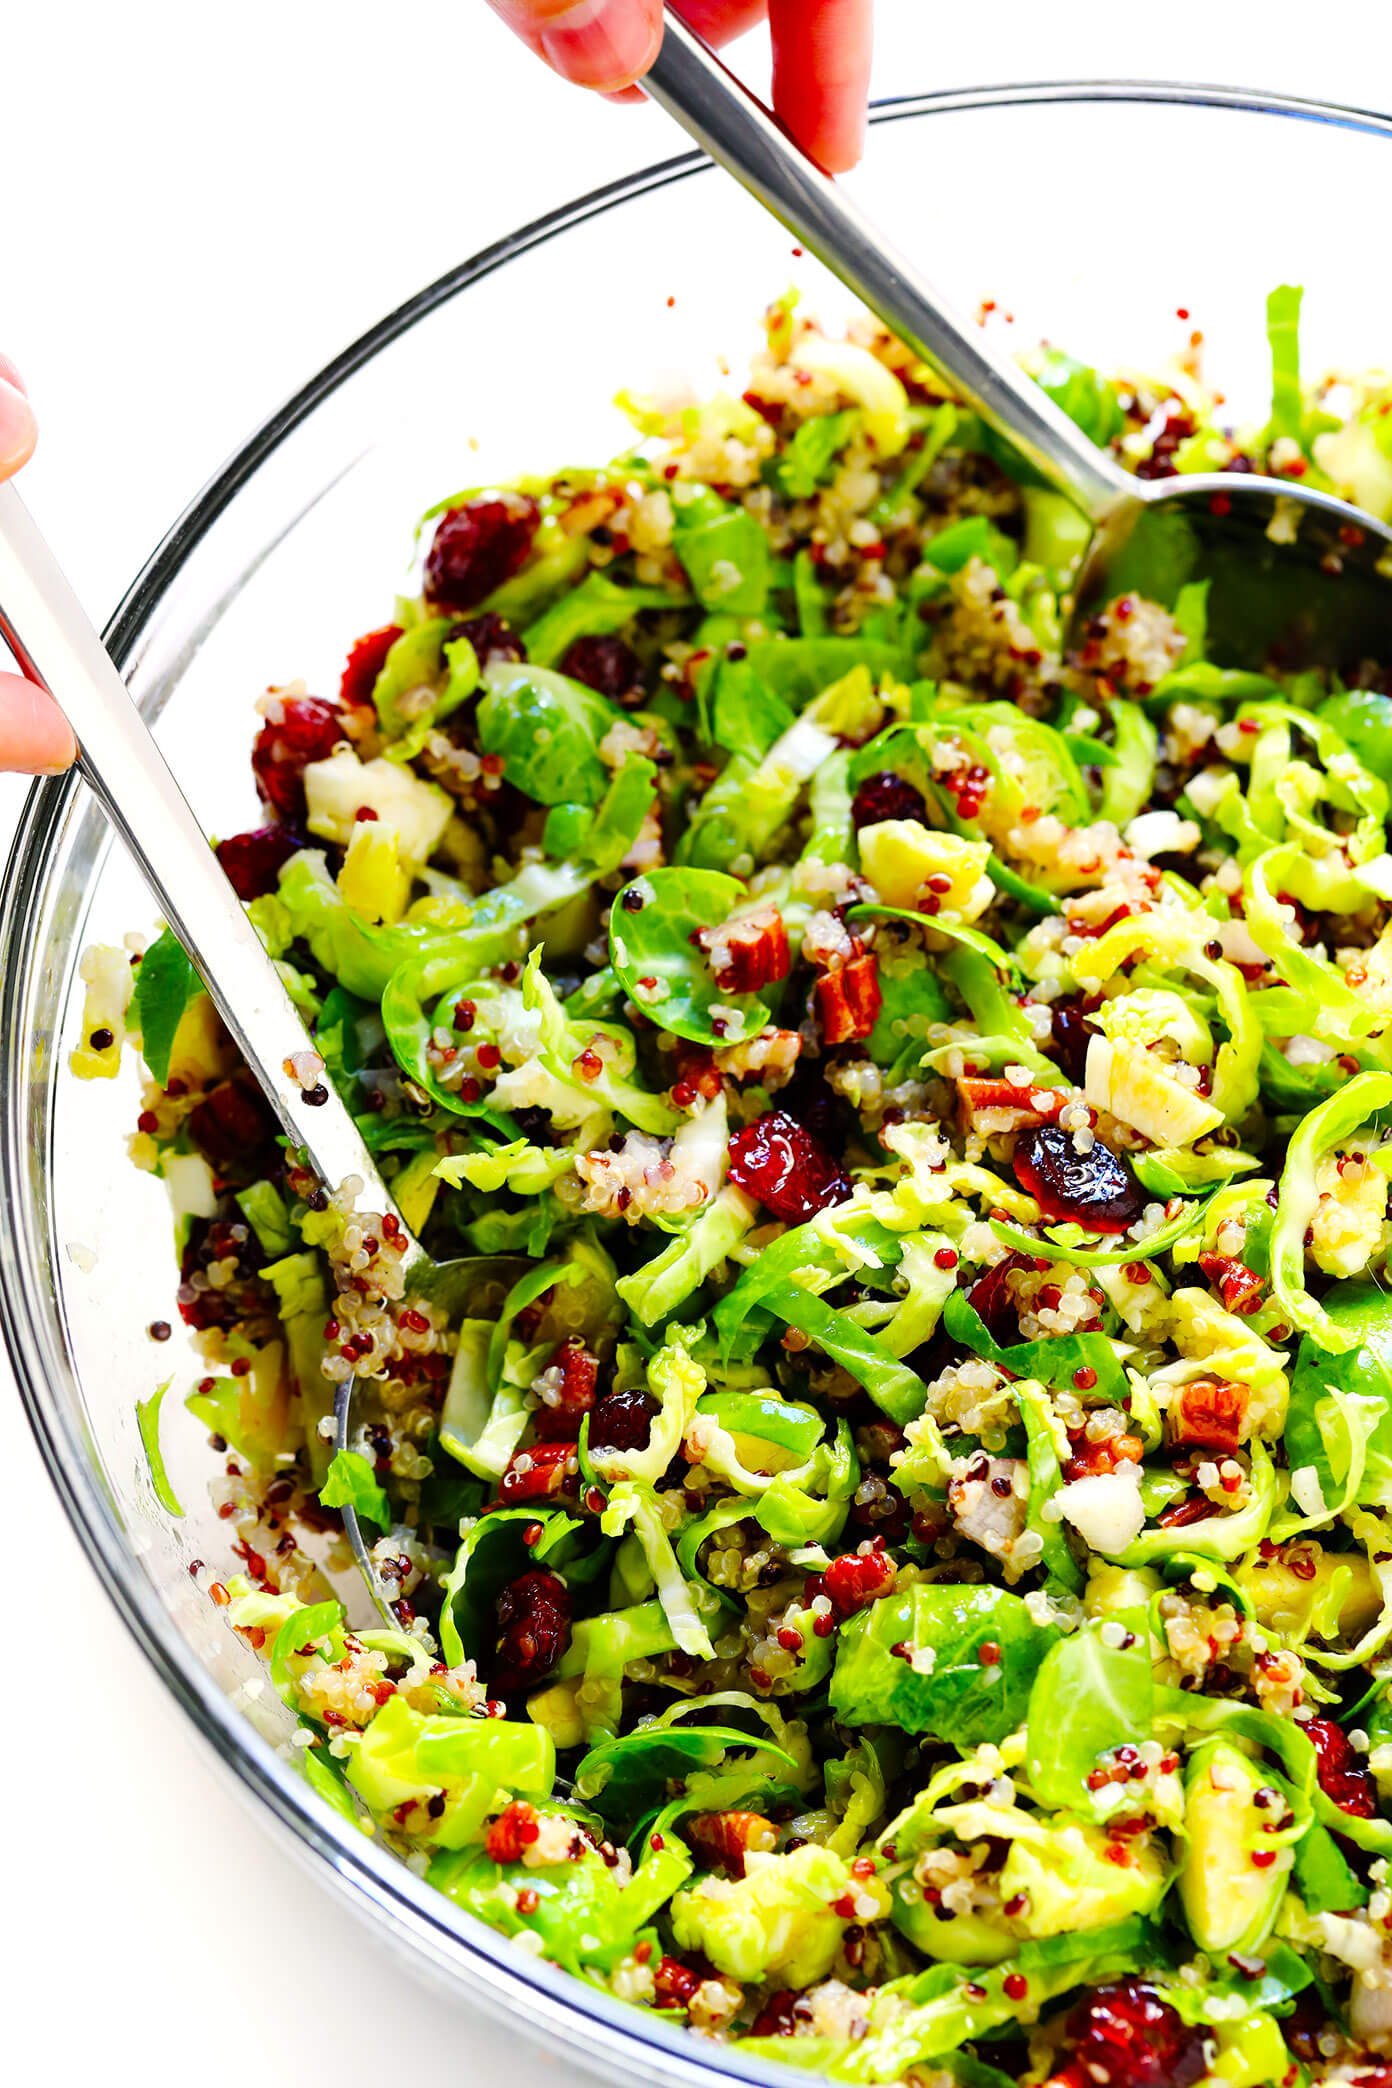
[0,483,503,1626]
[645,12,1392,668]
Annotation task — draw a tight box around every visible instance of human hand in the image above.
[487,0,873,173]
[0,362,76,776]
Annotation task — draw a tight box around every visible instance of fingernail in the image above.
[539,0,661,92]
[0,376,37,474]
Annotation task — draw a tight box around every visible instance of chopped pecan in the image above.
[815,953,883,1045]
[1198,1251,1265,1316]
[687,1810,779,1877]
[703,904,790,995]
[1166,1377,1249,1453]
[956,1076,1067,1133]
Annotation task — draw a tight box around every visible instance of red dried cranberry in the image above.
[966,1252,1037,1344]
[1060,1980,1209,2088]
[449,611,526,666]
[339,623,402,710]
[728,1109,851,1221]
[652,1956,702,2011]
[777,1063,841,1147]
[251,697,345,817]
[1134,409,1197,482]
[423,494,541,612]
[848,1469,912,1543]
[559,633,642,702]
[177,1216,273,1332]
[216,824,304,901]
[498,1441,579,1505]
[531,1338,600,1442]
[589,1386,657,1455]
[485,1798,540,1863]
[749,1992,799,2038]
[1013,1124,1144,1233]
[187,1076,278,1169]
[1048,995,1098,1084]
[492,1568,572,1695]
[851,771,929,828]
[823,1545,896,1618]
[1306,1717,1378,1819]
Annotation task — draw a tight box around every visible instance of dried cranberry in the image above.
[1048,996,1098,1084]
[485,1798,540,1864]
[589,1386,657,1455]
[966,1253,1037,1344]
[1060,1980,1209,2088]
[1013,1124,1144,1233]
[449,611,526,666]
[216,823,304,901]
[423,494,541,612]
[776,1062,841,1147]
[1134,409,1197,482]
[653,1957,702,2011]
[531,1338,600,1442]
[728,1110,851,1221]
[177,1216,273,1332]
[187,1076,278,1170]
[847,1469,912,1543]
[498,1440,579,1505]
[492,1568,572,1696]
[251,697,345,817]
[559,633,642,702]
[823,1545,896,1618]
[750,1992,800,2038]
[851,771,928,828]
[1306,1717,1378,1819]
[339,623,402,710]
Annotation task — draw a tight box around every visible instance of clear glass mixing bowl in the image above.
[5,82,1392,2087]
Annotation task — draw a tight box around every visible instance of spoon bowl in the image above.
[1070,470,1392,671]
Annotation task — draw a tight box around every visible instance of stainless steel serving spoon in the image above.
[645,11,1392,668]
[0,486,463,1624]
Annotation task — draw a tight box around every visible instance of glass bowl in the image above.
[6,81,1392,2086]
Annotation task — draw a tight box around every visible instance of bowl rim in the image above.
[5,76,1392,2085]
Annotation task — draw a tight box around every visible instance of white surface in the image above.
[1,1,1387,2077]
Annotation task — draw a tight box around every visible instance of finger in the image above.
[0,365,36,478]
[769,0,873,172]
[486,0,663,91]
[671,0,768,45]
[0,673,77,775]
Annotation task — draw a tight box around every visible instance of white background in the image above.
[1,3,1386,2079]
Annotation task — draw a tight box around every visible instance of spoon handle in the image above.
[644,12,1131,523]
[0,481,404,1224]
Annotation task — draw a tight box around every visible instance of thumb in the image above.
[0,673,77,776]
[487,0,663,92]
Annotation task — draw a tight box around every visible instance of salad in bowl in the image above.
[75,282,1392,2087]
